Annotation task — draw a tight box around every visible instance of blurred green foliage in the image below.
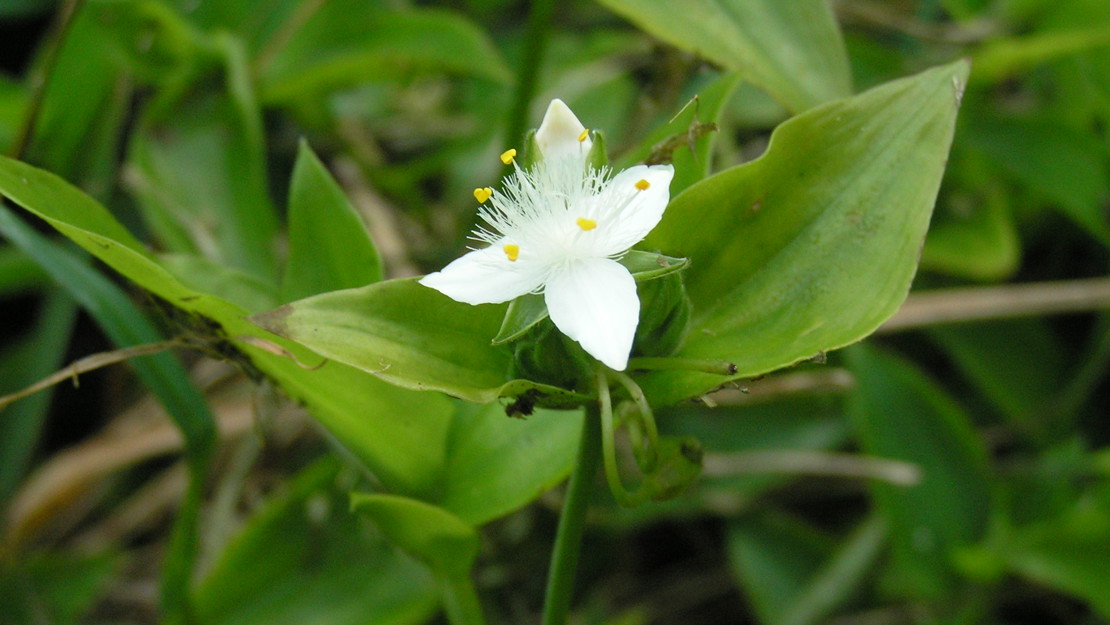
[0,0,1107,624]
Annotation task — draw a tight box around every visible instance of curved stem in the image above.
[541,401,602,625]
[609,370,659,472]
[596,370,646,508]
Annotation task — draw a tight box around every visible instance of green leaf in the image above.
[196,458,439,625]
[593,0,851,112]
[281,141,383,302]
[350,493,479,578]
[970,25,1110,85]
[846,344,992,597]
[435,403,583,525]
[0,245,48,297]
[161,253,279,314]
[639,61,969,406]
[260,4,511,104]
[250,278,589,407]
[920,181,1021,281]
[727,510,834,624]
[963,113,1110,247]
[0,550,120,624]
[1004,501,1110,619]
[0,154,453,496]
[127,34,280,282]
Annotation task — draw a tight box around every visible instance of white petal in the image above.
[419,244,547,305]
[535,99,592,164]
[545,258,639,370]
[595,164,675,254]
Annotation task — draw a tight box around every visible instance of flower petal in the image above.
[596,164,675,254]
[545,258,639,370]
[419,244,547,305]
[535,99,592,164]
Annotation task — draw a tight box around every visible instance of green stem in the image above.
[541,399,602,625]
[439,572,487,625]
[627,356,737,375]
[609,370,659,472]
[505,0,556,148]
[596,370,646,508]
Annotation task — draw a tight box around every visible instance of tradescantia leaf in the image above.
[0,154,452,496]
[250,278,589,407]
[594,0,851,113]
[638,61,969,406]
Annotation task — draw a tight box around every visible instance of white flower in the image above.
[420,100,674,371]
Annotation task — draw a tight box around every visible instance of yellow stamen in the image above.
[503,244,520,262]
[473,187,492,203]
[576,217,597,231]
[578,128,589,142]
[500,148,517,165]
[634,179,651,191]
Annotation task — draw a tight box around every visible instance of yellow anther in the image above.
[578,128,589,142]
[503,243,520,262]
[634,179,651,191]
[473,187,492,203]
[576,217,597,231]
[500,148,517,165]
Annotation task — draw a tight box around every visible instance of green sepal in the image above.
[511,323,595,397]
[634,271,692,358]
[619,250,689,281]
[492,292,546,345]
[491,252,689,348]
[518,129,540,170]
[586,129,609,170]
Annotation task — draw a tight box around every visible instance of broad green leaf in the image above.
[350,493,486,625]
[1004,500,1110,619]
[727,510,834,624]
[260,4,511,104]
[127,35,280,282]
[963,113,1110,247]
[281,141,382,302]
[350,493,478,578]
[846,344,991,597]
[728,512,886,625]
[920,182,1021,281]
[435,403,583,525]
[639,61,969,406]
[930,319,1066,440]
[251,278,589,407]
[161,253,279,314]
[0,154,453,495]
[196,459,439,625]
[594,0,851,112]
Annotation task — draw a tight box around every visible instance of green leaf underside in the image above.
[250,278,588,407]
[0,154,453,495]
[492,252,689,345]
[349,493,479,578]
[847,345,991,596]
[594,0,851,112]
[639,61,969,406]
